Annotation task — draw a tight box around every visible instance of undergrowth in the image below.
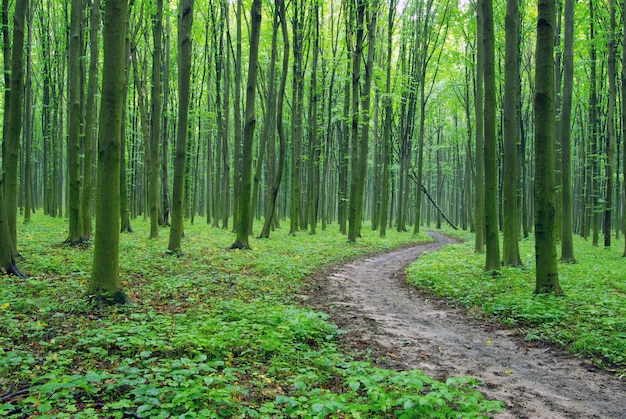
[0,214,503,418]
[407,229,626,377]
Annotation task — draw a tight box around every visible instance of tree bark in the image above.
[88,0,130,304]
[230,0,261,249]
[168,0,194,254]
[502,0,521,266]
[560,0,575,262]
[534,0,563,295]
[149,0,164,239]
[604,0,616,248]
[5,0,28,254]
[483,0,500,271]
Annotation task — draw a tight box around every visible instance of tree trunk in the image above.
[604,0,616,248]
[23,5,33,224]
[347,0,364,243]
[5,0,27,254]
[560,0,575,262]
[502,0,521,266]
[379,0,396,238]
[260,0,288,240]
[88,0,130,304]
[231,0,261,249]
[534,0,563,295]
[149,0,164,238]
[168,0,194,254]
[474,0,485,253]
[66,0,85,245]
[483,0,500,271]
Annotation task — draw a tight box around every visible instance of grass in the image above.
[407,228,626,377]
[0,214,503,418]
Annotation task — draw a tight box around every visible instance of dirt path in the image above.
[306,232,626,418]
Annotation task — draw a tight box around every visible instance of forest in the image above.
[0,0,625,416]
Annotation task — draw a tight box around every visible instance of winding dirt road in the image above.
[307,232,626,418]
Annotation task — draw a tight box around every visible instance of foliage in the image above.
[0,215,502,417]
[407,231,626,376]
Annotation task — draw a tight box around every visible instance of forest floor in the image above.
[306,232,626,418]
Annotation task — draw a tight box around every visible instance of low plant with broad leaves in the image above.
[0,215,503,417]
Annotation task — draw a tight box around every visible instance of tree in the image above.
[87,0,130,304]
[482,0,500,271]
[149,0,164,239]
[502,0,521,266]
[260,0,289,239]
[474,0,485,253]
[82,0,101,239]
[379,0,397,238]
[534,0,562,295]
[4,0,28,255]
[66,0,85,245]
[167,0,194,254]
[347,0,364,243]
[560,0,575,262]
[230,0,261,249]
[604,0,616,248]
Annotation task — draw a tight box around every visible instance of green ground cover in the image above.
[0,215,502,418]
[407,229,626,377]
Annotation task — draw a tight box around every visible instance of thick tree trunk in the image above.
[534,0,563,295]
[5,0,27,254]
[168,0,194,254]
[502,0,521,266]
[88,0,130,304]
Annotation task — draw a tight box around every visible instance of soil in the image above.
[305,232,626,418]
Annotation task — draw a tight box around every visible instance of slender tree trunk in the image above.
[231,0,261,249]
[483,0,500,271]
[23,6,33,223]
[534,0,563,295]
[4,0,27,255]
[604,0,616,247]
[347,0,364,243]
[120,11,132,233]
[260,0,288,239]
[88,0,130,304]
[502,0,521,265]
[589,0,600,246]
[379,0,396,238]
[232,0,243,232]
[252,8,279,235]
[168,0,194,254]
[82,0,100,238]
[475,0,485,253]
[356,0,377,237]
[289,0,304,235]
[308,3,321,235]
[560,0,575,262]
[66,0,84,245]
[623,0,626,256]
[149,0,164,238]
[161,12,171,227]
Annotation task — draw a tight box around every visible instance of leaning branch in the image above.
[409,169,459,231]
